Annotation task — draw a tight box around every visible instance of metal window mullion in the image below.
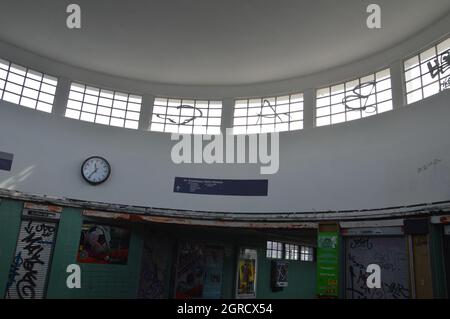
[162,98,169,132]
[1,62,12,100]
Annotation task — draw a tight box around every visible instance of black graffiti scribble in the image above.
[427,49,450,79]
[441,76,450,90]
[156,105,203,125]
[256,99,291,124]
[350,237,373,250]
[342,82,377,113]
[383,282,409,299]
[15,221,46,299]
[139,241,166,299]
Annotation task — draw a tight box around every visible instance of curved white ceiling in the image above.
[1,0,449,86]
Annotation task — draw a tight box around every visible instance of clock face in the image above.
[81,156,111,185]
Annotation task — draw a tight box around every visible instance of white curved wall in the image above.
[1,89,449,213]
[0,13,449,213]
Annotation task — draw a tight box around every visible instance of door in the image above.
[345,236,411,299]
[444,226,450,297]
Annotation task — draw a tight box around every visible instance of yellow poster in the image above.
[238,259,255,295]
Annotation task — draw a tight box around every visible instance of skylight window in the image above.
[233,93,303,135]
[150,97,222,135]
[65,83,142,129]
[404,37,450,104]
[0,59,58,113]
[316,69,392,127]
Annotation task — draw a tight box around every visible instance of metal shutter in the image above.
[5,219,57,299]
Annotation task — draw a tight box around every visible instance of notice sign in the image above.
[0,151,13,171]
[174,177,268,196]
[317,231,339,297]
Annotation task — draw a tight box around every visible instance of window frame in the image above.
[150,96,222,135]
[0,58,58,113]
[315,67,393,127]
[65,82,142,130]
[403,35,450,105]
[233,92,304,135]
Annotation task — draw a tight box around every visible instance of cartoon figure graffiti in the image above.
[77,223,130,265]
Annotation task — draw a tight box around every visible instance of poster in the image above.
[317,231,339,297]
[272,260,288,288]
[77,222,131,265]
[174,242,224,299]
[236,249,257,298]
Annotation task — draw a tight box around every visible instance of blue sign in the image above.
[0,151,13,171]
[174,177,268,196]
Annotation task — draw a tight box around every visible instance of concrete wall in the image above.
[1,88,450,213]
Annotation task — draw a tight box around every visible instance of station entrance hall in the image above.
[1,0,450,300]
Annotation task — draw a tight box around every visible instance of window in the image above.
[233,93,303,134]
[300,246,314,262]
[150,97,222,134]
[65,83,142,129]
[285,244,299,261]
[0,58,58,113]
[404,37,450,104]
[266,241,283,259]
[316,68,392,127]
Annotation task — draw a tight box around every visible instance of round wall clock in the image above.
[81,156,111,185]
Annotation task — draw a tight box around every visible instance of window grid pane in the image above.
[404,36,450,104]
[266,241,284,259]
[150,97,222,134]
[233,93,304,134]
[315,68,392,127]
[300,246,314,262]
[285,244,299,261]
[65,82,141,129]
[0,59,57,113]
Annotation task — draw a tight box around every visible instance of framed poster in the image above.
[77,222,131,265]
[173,242,224,299]
[236,248,257,299]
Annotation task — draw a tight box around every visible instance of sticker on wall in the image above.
[174,177,268,196]
[77,223,131,265]
[0,151,14,171]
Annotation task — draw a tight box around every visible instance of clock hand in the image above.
[88,168,98,179]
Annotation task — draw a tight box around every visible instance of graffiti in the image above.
[5,220,57,299]
[427,49,450,79]
[350,237,373,250]
[174,242,224,299]
[256,100,291,124]
[156,105,204,125]
[138,238,167,299]
[342,82,377,113]
[383,282,409,299]
[417,158,442,174]
[5,252,23,298]
[347,257,385,299]
[346,237,410,299]
[441,76,450,90]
